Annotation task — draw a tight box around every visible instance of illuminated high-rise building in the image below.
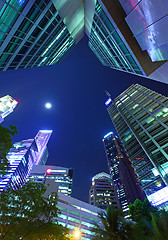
[103,132,145,214]
[89,172,120,209]
[28,165,73,196]
[105,84,168,209]
[0,130,52,191]
[0,0,84,71]
[44,179,103,240]
[85,0,168,84]
[0,95,18,123]
[0,0,168,83]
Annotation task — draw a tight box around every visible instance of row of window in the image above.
[88,1,143,75]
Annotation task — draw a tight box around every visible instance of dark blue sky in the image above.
[1,36,168,202]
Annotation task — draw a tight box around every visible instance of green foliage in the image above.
[0,181,71,240]
[0,125,18,175]
[129,198,157,222]
[128,199,168,240]
[149,211,168,240]
[91,206,134,240]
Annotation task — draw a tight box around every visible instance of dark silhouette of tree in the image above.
[0,125,18,175]
[91,206,134,240]
[147,211,168,240]
[129,198,159,240]
[0,181,72,240]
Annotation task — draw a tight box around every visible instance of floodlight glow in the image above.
[105,98,112,106]
[74,229,81,238]
[104,132,113,138]
[40,130,53,133]
[45,102,52,109]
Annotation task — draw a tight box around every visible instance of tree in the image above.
[129,198,157,222]
[91,206,134,240]
[129,199,158,240]
[0,181,71,240]
[147,211,168,240]
[0,125,18,175]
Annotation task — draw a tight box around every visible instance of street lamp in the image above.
[74,229,81,239]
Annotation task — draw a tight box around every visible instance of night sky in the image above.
[1,36,168,203]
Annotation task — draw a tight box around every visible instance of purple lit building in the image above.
[0,130,52,191]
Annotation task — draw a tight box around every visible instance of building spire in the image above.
[105,90,114,101]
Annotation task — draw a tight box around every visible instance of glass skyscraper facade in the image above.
[119,0,168,62]
[103,132,145,214]
[0,0,167,83]
[88,1,144,75]
[0,95,18,123]
[85,0,168,84]
[0,0,80,71]
[28,165,73,196]
[103,133,129,214]
[105,84,168,208]
[89,172,120,209]
[0,130,52,191]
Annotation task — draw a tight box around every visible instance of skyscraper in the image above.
[103,132,145,213]
[0,0,168,83]
[28,165,73,196]
[105,84,168,209]
[0,0,84,71]
[0,130,52,191]
[89,172,120,209]
[0,95,18,123]
[85,0,168,84]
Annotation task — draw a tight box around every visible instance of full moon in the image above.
[45,102,52,109]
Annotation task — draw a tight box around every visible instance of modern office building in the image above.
[0,130,52,191]
[44,179,103,240]
[0,0,84,71]
[102,133,129,214]
[57,192,103,240]
[0,0,168,84]
[28,164,73,196]
[103,132,145,212]
[105,84,168,209]
[0,95,18,123]
[89,172,120,210]
[85,0,168,84]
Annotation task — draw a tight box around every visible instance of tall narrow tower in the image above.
[105,84,168,209]
[103,132,145,210]
[0,130,52,191]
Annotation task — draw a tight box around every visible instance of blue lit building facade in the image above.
[0,0,84,71]
[44,179,103,240]
[57,192,103,240]
[119,0,168,62]
[0,130,52,191]
[0,95,18,123]
[0,0,168,83]
[105,84,168,209]
[85,0,168,84]
[28,165,73,196]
